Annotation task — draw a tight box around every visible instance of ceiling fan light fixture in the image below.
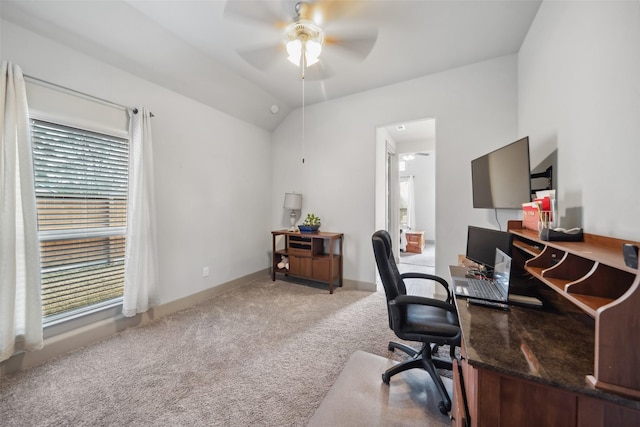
[285,20,324,69]
[287,39,303,66]
[305,40,322,66]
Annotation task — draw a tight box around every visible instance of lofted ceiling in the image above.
[0,0,541,131]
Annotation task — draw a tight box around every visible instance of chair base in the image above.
[383,341,453,415]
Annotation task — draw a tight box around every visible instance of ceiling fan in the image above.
[223,0,378,80]
[402,153,430,161]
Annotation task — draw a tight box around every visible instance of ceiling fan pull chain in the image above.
[302,75,305,164]
[301,41,306,79]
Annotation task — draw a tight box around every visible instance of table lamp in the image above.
[283,192,302,231]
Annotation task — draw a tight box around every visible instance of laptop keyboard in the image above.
[467,278,504,301]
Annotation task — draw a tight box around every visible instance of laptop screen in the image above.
[493,248,512,297]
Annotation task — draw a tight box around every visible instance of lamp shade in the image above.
[287,40,303,66]
[286,39,322,67]
[305,40,322,66]
[283,192,302,210]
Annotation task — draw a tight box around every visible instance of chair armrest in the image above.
[391,294,458,315]
[400,272,453,302]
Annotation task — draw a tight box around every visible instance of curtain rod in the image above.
[24,74,154,117]
[132,108,154,118]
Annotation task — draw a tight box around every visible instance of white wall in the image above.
[272,55,520,283]
[2,20,273,305]
[2,17,527,297]
[519,1,640,241]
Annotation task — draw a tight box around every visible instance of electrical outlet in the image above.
[202,267,209,277]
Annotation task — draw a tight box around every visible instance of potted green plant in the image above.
[298,213,321,233]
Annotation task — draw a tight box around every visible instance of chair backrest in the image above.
[372,230,407,327]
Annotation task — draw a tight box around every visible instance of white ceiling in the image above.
[1,0,541,131]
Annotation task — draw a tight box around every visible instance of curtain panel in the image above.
[122,107,159,317]
[406,176,415,229]
[0,61,43,362]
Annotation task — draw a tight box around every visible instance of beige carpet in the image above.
[0,275,451,426]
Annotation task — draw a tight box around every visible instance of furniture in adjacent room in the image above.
[405,230,425,253]
[449,221,640,426]
[372,230,461,415]
[271,230,343,294]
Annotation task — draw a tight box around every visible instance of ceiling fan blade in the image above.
[301,60,334,81]
[224,0,288,29]
[324,28,378,62]
[236,44,285,70]
[301,0,368,25]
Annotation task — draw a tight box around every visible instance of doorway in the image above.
[375,118,436,281]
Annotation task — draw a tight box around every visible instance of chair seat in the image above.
[403,304,460,338]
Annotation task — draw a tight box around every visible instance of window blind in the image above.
[31,119,129,318]
[25,77,130,138]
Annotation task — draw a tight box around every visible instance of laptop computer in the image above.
[464,247,510,298]
[454,248,511,309]
[454,248,543,308]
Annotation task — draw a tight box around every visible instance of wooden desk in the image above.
[507,220,640,398]
[449,222,640,426]
[271,230,343,294]
[450,265,640,426]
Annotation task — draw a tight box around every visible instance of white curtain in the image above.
[406,176,416,229]
[0,61,43,362]
[123,107,159,317]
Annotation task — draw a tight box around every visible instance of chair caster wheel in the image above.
[438,402,449,415]
[382,373,390,384]
[388,343,395,352]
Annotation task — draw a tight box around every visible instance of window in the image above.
[31,119,129,322]
[399,178,409,227]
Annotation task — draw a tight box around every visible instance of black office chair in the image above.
[372,230,461,414]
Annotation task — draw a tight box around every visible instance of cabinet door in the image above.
[312,257,330,282]
[290,255,312,277]
[452,358,469,427]
[577,395,640,427]
[474,368,576,427]
[461,355,480,426]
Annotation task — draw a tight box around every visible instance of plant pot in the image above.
[298,225,320,233]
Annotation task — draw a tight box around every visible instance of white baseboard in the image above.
[343,278,376,292]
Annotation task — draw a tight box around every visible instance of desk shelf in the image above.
[512,238,543,257]
[508,220,640,400]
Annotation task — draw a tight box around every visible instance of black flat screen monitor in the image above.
[466,226,513,273]
[471,137,532,209]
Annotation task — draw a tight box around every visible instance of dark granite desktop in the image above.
[450,265,640,410]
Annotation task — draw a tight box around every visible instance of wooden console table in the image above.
[271,230,343,294]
